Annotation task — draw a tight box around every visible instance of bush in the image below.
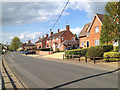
[115,46,119,52]
[65,48,88,57]
[37,48,50,51]
[57,48,59,52]
[104,52,120,61]
[97,44,113,52]
[86,47,104,59]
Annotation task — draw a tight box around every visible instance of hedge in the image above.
[65,48,88,57]
[86,47,104,59]
[96,44,113,52]
[104,52,120,61]
[37,48,50,51]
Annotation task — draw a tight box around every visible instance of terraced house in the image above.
[79,13,104,48]
[36,25,78,51]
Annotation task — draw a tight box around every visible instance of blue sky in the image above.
[1,1,108,44]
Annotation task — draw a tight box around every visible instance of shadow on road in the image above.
[47,68,120,90]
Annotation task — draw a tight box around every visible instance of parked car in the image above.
[64,47,71,51]
[25,51,36,55]
[20,51,28,54]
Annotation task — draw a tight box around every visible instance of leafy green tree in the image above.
[75,34,79,40]
[10,37,21,50]
[100,2,120,44]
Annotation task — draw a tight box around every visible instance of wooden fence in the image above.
[63,54,120,64]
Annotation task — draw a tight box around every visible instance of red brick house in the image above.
[46,25,76,51]
[79,13,104,47]
[35,34,48,49]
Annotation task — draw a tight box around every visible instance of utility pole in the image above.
[50,29,52,54]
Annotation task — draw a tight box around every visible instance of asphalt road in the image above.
[4,52,119,89]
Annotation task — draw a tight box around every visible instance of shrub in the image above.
[115,46,119,52]
[97,44,113,52]
[86,47,104,59]
[57,48,59,52]
[104,52,120,61]
[65,48,88,57]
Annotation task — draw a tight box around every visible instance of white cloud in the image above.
[2,2,69,26]
[70,27,82,35]
[1,31,43,44]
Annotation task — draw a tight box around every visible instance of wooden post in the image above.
[63,54,64,60]
[72,55,74,60]
[93,57,95,64]
[85,56,87,63]
[79,55,80,62]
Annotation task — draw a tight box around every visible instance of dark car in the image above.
[20,51,28,54]
[64,47,71,51]
[25,51,36,55]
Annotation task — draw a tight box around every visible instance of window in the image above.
[95,27,99,33]
[56,38,58,41]
[72,37,74,40]
[61,37,63,40]
[95,40,100,46]
[53,39,55,41]
[87,32,89,36]
[47,40,49,42]
[81,42,84,47]
[46,45,49,47]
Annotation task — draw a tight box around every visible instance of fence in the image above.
[63,54,120,64]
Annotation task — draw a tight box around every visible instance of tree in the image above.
[10,37,21,50]
[100,2,120,44]
[75,34,79,40]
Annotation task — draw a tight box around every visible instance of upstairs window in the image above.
[72,37,74,40]
[53,39,55,41]
[56,38,58,41]
[61,37,63,41]
[87,32,89,36]
[95,27,99,33]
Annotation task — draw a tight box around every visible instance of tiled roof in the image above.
[24,43,35,46]
[35,36,49,43]
[79,23,91,38]
[61,40,79,45]
[96,13,104,23]
[47,30,67,40]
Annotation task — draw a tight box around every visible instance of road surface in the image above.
[4,52,119,89]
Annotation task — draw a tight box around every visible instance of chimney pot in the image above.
[39,37,41,39]
[66,25,70,31]
[58,29,60,33]
[42,35,44,38]
[28,40,31,43]
[51,32,53,35]
[46,34,48,37]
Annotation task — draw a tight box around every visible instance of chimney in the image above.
[39,37,41,40]
[28,40,31,43]
[46,34,48,37]
[51,32,53,35]
[66,25,70,31]
[42,35,44,38]
[58,29,60,33]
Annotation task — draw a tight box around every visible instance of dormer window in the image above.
[87,32,89,36]
[95,27,99,33]
[72,37,74,40]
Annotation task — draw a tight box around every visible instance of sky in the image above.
[1,0,116,44]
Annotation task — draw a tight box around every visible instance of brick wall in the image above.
[35,51,51,55]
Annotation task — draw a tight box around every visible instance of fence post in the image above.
[93,57,95,64]
[79,55,80,62]
[63,54,64,60]
[72,55,74,60]
[85,56,87,63]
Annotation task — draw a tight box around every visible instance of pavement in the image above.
[4,52,119,88]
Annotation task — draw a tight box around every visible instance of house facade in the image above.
[46,25,76,51]
[35,25,77,51]
[35,34,48,49]
[79,13,104,48]
[23,40,35,50]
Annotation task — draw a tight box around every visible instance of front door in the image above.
[87,41,89,47]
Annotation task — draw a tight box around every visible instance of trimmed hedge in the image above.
[37,48,50,51]
[104,52,120,61]
[65,48,88,57]
[86,47,104,59]
[96,44,113,52]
